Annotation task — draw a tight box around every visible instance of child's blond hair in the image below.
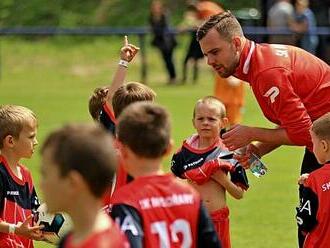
[0,105,37,148]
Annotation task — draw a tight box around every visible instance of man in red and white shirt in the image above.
[197,11,330,247]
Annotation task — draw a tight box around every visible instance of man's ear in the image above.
[232,36,242,53]
[117,141,128,159]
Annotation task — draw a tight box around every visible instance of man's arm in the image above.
[223,125,292,151]
[197,203,222,248]
[110,204,144,248]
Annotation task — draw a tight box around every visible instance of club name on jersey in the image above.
[322,181,330,192]
[6,191,19,196]
[139,193,194,210]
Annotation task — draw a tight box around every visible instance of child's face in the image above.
[193,103,225,140]
[311,130,328,164]
[40,148,71,213]
[13,118,38,159]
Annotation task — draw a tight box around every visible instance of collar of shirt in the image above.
[234,39,255,83]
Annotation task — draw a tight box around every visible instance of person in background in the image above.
[149,0,177,84]
[289,0,319,54]
[267,0,295,44]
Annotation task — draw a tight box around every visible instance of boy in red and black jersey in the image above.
[88,37,156,210]
[171,96,248,248]
[111,102,221,248]
[40,123,128,248]
[296,112,330,248]
[0,105,43,247]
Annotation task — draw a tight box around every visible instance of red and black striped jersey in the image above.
[0,156,39,248]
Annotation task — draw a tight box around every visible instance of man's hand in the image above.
[120,36,140,62]
[222,124,253,150]
[233,143,261,169]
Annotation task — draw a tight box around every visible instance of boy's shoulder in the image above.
[306,163,330,188]
[111,174,200,207]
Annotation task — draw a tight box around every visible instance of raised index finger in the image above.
[124,35,128,46]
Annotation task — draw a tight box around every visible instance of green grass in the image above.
[0,36,304,247]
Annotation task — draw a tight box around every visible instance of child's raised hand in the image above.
[120,35,140,62]
[15,215,44,241]
[298,173,309,185]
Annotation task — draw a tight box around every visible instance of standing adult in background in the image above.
[149,0,177,84]
[267,0,295,44]
[289,0,319,54]
[214,75,245,126]
[197,12,330,247]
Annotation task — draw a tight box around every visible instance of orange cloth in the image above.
[214,75,245,125]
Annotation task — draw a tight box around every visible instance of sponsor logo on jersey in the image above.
[183,158,204,170]
[264,86,279,103]
[7,191,19,196]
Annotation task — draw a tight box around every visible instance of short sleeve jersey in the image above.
[111,174,220,248]
[0,156,39,248]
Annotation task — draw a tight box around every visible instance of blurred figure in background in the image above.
[214,76,245,126]
[149,0,177,84]
[289,0,319,54]
[181,0,223,84]
[267,0,295,44]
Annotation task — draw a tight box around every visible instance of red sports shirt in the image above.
[234,40,330,150]
[111,174,220,248]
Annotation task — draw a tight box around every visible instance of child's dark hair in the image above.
[41,123,117,198]
[117,102,171,158]
[112,82,156,117]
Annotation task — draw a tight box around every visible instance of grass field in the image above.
[0,35,304,247]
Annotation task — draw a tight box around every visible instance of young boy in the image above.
[40,123,128,248]
[171,96,249,248]
[0,105,43,247]
[111,102,221,248]
[296,112,330,248]
[88,36,156,209]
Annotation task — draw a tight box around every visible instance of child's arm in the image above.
[211,170,244,199]
[105,35,139,106]
[0,215,43,240]
[88,36,139,120]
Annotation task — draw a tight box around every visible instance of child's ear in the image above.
[164,139,174,156]
[321,139,329,152]
[3,135,15,148]
[192,118,196,129]
[221,117,229,129]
